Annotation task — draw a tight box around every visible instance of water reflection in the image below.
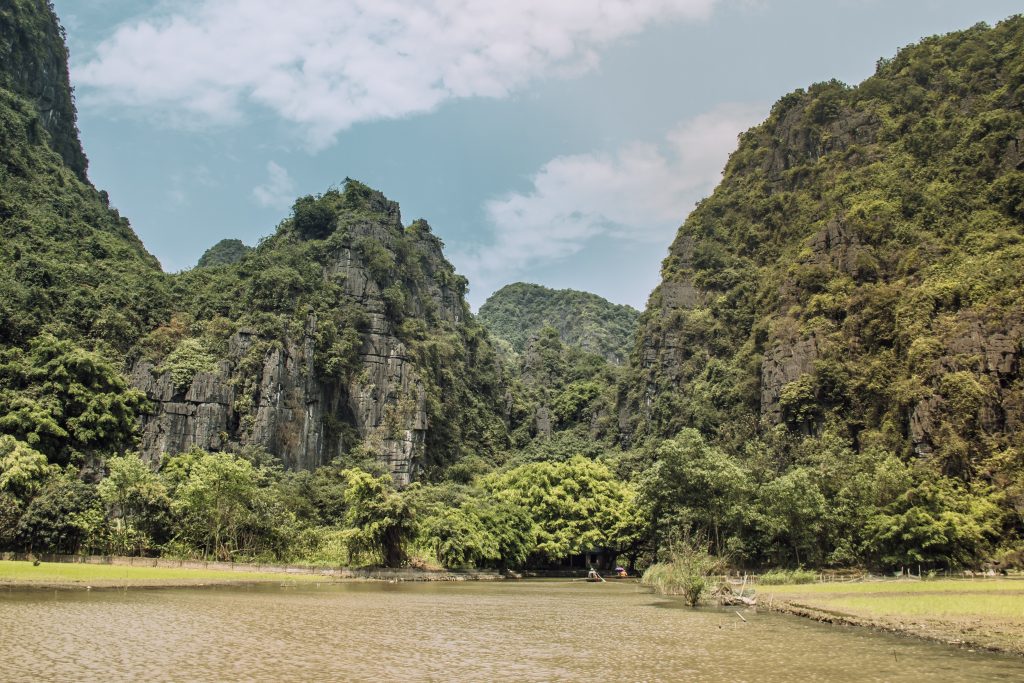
[1,581,1021,682]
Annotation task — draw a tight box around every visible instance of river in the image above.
[2,580,1021,681]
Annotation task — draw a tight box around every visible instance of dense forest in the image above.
[0,2,1021,573]
[479,282,640,364]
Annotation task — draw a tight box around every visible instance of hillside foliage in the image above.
[1,3,1022,574]
[632,16,1024,570]
[479,282,640,364]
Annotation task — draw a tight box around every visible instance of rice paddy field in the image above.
[0,560,324,588]
[763,578,1024,655]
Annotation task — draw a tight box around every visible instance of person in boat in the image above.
[615,566,628,578]
[587,567,599,580]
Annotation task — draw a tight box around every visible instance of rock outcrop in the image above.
[633,17,1024,468]
[0,0,87,178]
[134,183,501,485]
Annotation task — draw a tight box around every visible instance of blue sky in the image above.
[54,0,1022,309]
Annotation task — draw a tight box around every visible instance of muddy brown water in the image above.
[2,580,1022,681]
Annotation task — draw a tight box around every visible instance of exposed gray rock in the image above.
[535,406,552,439]
[802,219,867,276]
[0,2,88,178]
[908,311,1024,454]
[133,205,469,486]
[760,336,819,423]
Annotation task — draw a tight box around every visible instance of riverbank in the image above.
[759,578,1024,657]
[0,558,502,589]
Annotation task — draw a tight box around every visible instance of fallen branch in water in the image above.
[712,582,757,606]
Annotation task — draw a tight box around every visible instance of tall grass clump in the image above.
[641,544,725,606]
[758,568,819,585]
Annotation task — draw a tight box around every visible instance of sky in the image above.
[54,0,1022,310]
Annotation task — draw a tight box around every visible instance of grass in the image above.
[763,578,1024,655]
[825,593,1024,619]
[641,546,726,605]
[769,578,1022,595]
[0,560,326,586]
[757,568,818,585]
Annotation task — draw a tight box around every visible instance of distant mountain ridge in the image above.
[479,282,640,364]
[196,238,252,268]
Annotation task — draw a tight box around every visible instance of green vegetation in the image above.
[196,239,251,268]
[641,543,726,605]
[0,334,148,465]
[479,282,640,364]
[0,2,167,353]
[0,0,88,177]
[341,468,416,567]
[757,568,818,585]
[3,3,1024,584]
[499,326,626,456]
[160,183,507,472]
[631,16,1024,572]
[0,560,323,585]
[767,579,1024,655]
[0,84,169,352]
[0,446,641,570]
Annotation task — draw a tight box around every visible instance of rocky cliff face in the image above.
[0,1,167,354]
[133,183,502,484]
[0,0,87,179]
[634,18,1024,470]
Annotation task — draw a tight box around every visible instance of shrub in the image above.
[292,195,336,240]
[157,338,216,392]
[757,568,819,585]
[641,543,726,605]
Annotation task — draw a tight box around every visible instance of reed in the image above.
[641,545,725,606]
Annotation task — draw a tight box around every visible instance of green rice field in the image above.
[0,560,324,586]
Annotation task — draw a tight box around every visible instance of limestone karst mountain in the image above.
[0,2,505,483]
[634,18,1024,478]
[135,183,506,484]
[0,0,87,178]
[0,1,168,355]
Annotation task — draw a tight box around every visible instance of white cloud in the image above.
[252,161,296,209]
[75,0,718,149]
[453,102,767,295]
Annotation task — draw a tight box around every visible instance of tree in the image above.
[0,334,147,464]
[419,504,496,568]
[0,434,52,499]
[418,497,536,569]
[156,338,216,392]
[862,473,1001,569]
[342,468,416,567]
[97,452,170,554]
[16,469,102,554]
[756,468,828,567]
[484,456,640,563]
[638,429,750,556]
[165,449,264,560]
[292,195,336,240]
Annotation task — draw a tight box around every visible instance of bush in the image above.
[157,338,216,392]
[641,543,726,605]
[757,568,819,585]
[292,195,336,240]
